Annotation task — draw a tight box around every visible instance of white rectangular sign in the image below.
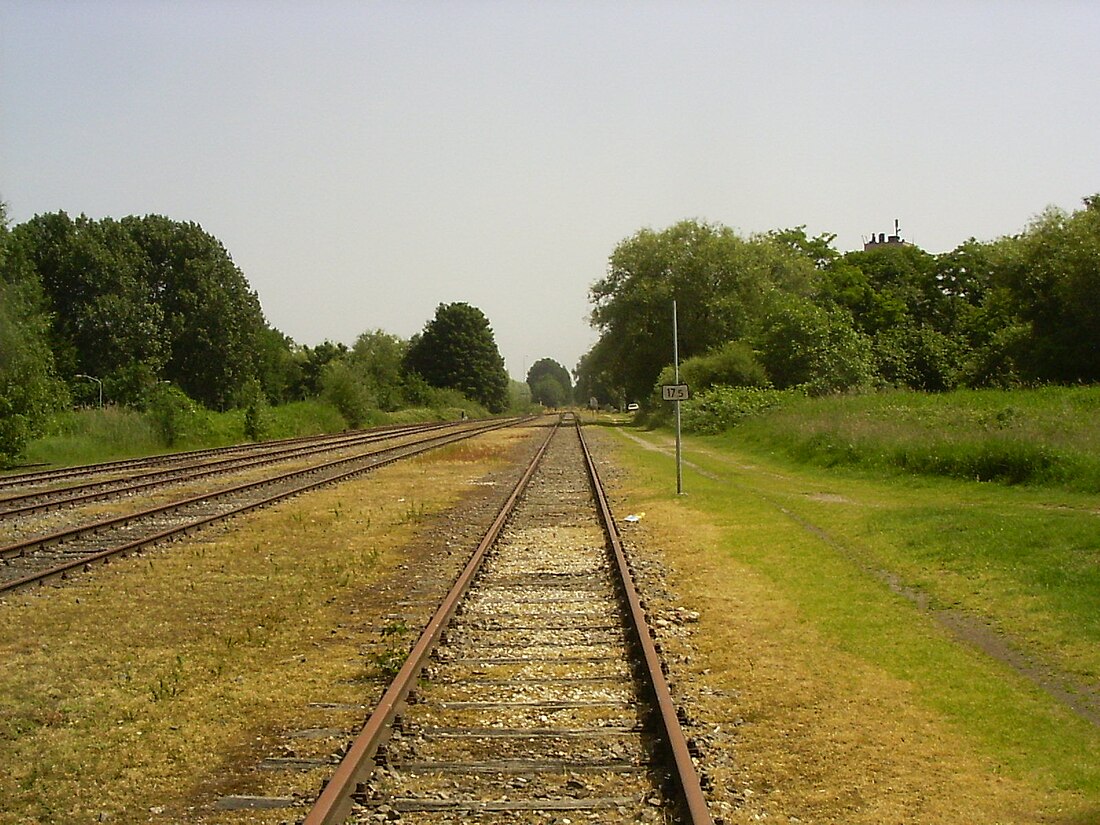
[662,384,690,401]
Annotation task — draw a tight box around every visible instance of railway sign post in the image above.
[668,301,686,495]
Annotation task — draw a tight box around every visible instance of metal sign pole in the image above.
[673,300,683,495]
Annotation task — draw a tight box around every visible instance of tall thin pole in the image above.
[673,300,683,495]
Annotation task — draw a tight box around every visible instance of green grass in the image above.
[697,385,1100,492]
[611,424,1100,804]
[15,399,449,471]
[25,406,167,467]
[11,376,514,473]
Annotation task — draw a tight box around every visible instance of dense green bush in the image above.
[679,386,797,434]
[260,400,347,439]
[672,341,769,393]
[320,360,376,429]
[145,384,212,447]
[753,293,875,394]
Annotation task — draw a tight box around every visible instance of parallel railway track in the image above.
[302,415,713,824]
[0,422,453,515]
[0,418,525,594]
[0,425,417,491]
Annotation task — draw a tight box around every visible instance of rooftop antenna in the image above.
[895,218,901,240]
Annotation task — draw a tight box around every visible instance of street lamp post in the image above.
[75,374,103,408]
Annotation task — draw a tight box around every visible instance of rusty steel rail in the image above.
[0,429,342,490]
[302,417,561,825]
[302,414,715,825]
[0,421,456,518]
[575,416,715,825]
[0,417,529,595]
[0,419,445,492]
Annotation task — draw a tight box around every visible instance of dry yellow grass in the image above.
[0,426,537,825]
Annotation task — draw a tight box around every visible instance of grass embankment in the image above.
[0,429,530,824]
[729,385,1100,492]
[604,387,1099,822]
[18,399,485,470]
[21,401,343,468]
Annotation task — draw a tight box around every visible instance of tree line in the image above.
[576,195,1100,408]
[0,208,519,464]
[5,194,1095,463]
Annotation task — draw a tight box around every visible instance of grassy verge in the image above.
[23,401,346,468]
[671,386,1100,492]
[24,406,168,467]
[604,423,1099,822]
[18,400,447,470]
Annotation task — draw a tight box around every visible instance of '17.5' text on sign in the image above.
[661,384,690,401]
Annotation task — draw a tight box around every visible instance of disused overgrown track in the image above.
[0,418,526,594]
[302,414,713,824]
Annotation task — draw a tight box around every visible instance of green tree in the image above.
[871,323,964,391]
[404,303,509,413]
[993,196,1100,382]
[123,215,266,408]
[573,338,622,410]
[823,244,942,336]
[819,242,984,390]
[589,220,815,403]
[0,204,68,465]
[11,213,168,403]
[753,293,874,395]
[530,375,567,407]
[12,212,270,409]
[296,341,349,398]
[312,330,409,422]
[767,225,840,270]
[349,329,408,411]
[526,358,571,407]
[255,327,302,404]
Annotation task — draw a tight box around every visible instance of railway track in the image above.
[0,426,405,491]
[0,422,452,516]
[0,418,525,594]
[301,414,713,824]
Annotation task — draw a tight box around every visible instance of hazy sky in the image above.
[3,2,1098,380]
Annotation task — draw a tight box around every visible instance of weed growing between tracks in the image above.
[0,427,533,825]
[599,424,1099,824]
